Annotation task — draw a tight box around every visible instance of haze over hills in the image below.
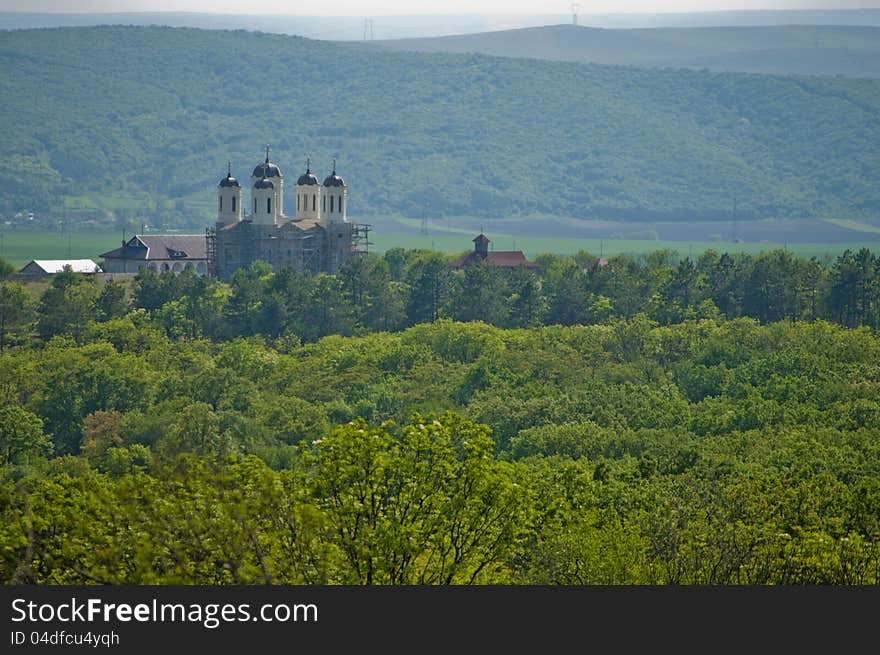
[2,9,880,40]
[353,23,880,79]
[0,25,879,230]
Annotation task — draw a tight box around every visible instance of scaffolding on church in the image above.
[299,233,322,273]
[352,223,372,255]
[205,227,217,279]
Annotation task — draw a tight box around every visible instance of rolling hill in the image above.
[3,9,880,38]
[0,25,878,228]
[353,23,880,79]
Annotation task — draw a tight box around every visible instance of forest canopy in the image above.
[1,247,879,584]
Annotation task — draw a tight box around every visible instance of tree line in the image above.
[1,246,878,352]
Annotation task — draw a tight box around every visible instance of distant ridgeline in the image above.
[1,25,879,224]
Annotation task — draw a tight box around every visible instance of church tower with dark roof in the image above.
[322,160,347,224]
[250,145,284,218]
[295,158,321,221]
[217,162,242,227]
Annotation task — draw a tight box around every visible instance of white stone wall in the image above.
[251,184,278,225]
[250,173,284,219]
[329,187,347,223]
[217,186,242,226]
[102,259,207,276]
[296,184,322,221]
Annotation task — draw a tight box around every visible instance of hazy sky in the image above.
[2,1,879,15]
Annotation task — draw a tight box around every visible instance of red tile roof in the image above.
[449,251,539,268]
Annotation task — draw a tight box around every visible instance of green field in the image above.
[370,232,880,263]
[0,229,130,268]
[3,227,878,271]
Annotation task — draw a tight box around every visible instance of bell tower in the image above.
[295,158,321,220]
[322,159,347,224]
[217,162,241,226]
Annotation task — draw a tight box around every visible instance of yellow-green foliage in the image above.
[1,316,880,584]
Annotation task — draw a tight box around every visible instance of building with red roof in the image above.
[449,233,539,269]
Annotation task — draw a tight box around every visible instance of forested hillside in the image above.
[359,24,880,78]
[1,247,879,584]
[1,26,879,224]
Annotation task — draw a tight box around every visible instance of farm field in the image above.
[3,226,879,270]
[370,231,880,263]
[0,230,135,269]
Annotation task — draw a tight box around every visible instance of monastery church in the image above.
[101,147,370,280]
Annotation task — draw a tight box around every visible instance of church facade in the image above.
[207,147,370,281]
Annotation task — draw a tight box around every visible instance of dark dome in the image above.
[254,177,274,190]
[323,172,345,187]
[252,161,282,178]
[219,173,239,188]
[297,169,319,186]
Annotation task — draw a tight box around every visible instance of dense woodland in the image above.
[360,23,880,79]
[2,26,880,223]
[1,247,879,584]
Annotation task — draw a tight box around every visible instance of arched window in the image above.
[339,195,343,214]
[267,197,272,214]
[323,195,326,212]
[219,196,223,212]
[232,196,236,212]
[312,194,316,212]
[254,198,257,214]
[330,196,334,213]
[297,194,300,212]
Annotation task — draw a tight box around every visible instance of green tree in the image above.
[36,267,99,341]
[95,279,129,321]
[305,414,529,584]
[0,258,15,279]
[80,410,125,466]
[504,265,545,328]
[0,281,35,351]
[0,405,52,464]
[451,260,509,326]
[224,260,273,337]
[827,249,878,328]
[743,250,801,323]
[541,256,589,325]
[404,253,453,326]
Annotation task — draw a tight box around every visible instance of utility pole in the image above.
[572,4,580,25]
[63,208,71,257]
[732,194,738,242]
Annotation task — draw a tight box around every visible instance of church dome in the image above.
[254,176,274,190]
[297,168,320,186]
[219,162,239,187]
[323,171,345,187]
[252,161,282,178]
[219,173,239,188]
[252,145,282,178]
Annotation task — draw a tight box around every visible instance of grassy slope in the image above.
[0,25,878,226]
